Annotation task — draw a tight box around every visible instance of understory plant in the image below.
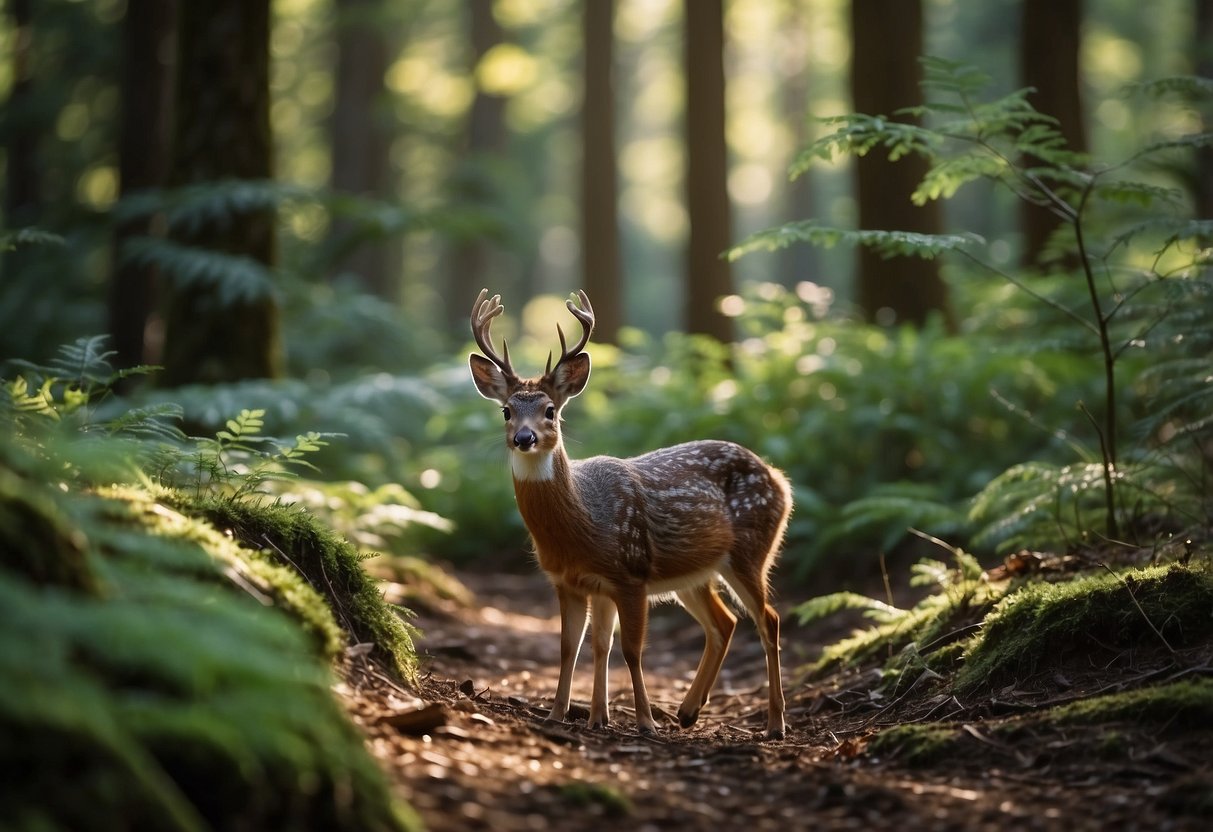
[732,58,1213,554]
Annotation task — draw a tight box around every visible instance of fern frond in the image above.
[728,221,982,262]
[103,403,187,443]
[0,227,65,251]
[120,237,275,305]
[792,591,907,626]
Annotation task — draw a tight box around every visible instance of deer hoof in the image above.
[765,727,785,741]
[677,708,699,729]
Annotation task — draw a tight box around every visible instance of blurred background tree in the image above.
[1,0,1209,576]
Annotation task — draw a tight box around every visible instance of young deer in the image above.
[469,289,790,739]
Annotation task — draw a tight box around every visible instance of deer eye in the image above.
[502,407,511,421]
[545,405,555,420]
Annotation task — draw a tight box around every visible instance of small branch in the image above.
[955,249,1097,334]
[1098,563,1175,655]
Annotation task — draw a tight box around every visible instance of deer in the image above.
[468,289,791,739]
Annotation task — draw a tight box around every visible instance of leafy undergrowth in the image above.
[801,550,1213,821]
[0,440,420,832]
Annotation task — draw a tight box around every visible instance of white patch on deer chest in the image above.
[511,449,555,482]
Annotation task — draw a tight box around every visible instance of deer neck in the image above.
[512,448,594,562]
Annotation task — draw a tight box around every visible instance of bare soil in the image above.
[338,570,1212,831]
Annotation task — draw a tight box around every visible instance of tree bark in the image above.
[1019,0,1087,265]
[446,0,507,330]
[109,0,177,373]
[850,0,954,330]
[329,0,399,300]
[684,0,733,342]
[580,0,623,343]
[3,0,37,230]
[162,0,281,386]
[1194,0,1213,218]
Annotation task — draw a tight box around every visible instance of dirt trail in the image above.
[338,571,1206,831]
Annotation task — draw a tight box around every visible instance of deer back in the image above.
[516,439,787,591]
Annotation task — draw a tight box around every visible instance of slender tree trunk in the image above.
[109,0,177,374]
[684,0,733,342]
[329,0,399,300]
[162,0,281,386]
[581,0,623,343]
[850,0,953,330]
[779,2,816,289]
[446,0,507,331]
[3,0,37,230]
[1019,0,1087,265]
[1195,0,1213,218]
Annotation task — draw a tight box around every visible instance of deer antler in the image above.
[546,290,596,376]
[471,289,518,383]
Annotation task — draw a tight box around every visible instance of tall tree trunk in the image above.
[684,0,733,342]
[329,0,399,300]
[779,2,816,289]
[1194,0,1213,218]
[3,0,37,230]
[580,0,622,343]
[850,0,953,330]
[162,0,281,386]
[109,0,177,374]
[446,0,507,331]
[1019,0,1087,265]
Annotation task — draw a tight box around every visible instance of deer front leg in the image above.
[614,587,656,735]
[547,584,589,723]
[589,594,617,728]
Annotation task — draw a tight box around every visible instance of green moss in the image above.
[867,722,961,767]
[0,452,419,831]
[557,781,633,817]
[957,564,1213,692]
[98,485,346,658]
[181,496,418,678]
[806,579,999,680]
[1047,678,1213,730]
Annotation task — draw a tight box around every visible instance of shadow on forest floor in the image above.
[339,569,1213,831]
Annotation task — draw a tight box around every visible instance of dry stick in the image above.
[1098,562,1175,655]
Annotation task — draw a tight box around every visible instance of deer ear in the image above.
[550,353,590,400]
[470,355,511,403]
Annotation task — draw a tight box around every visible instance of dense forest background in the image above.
[2,0,1210,572]
[0,0,1200,349]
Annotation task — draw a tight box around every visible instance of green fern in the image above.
[178,408,337,501]
[792,591,906,626]
[729,222,982,262]
[120,237,276,305]
[0,227,65,251]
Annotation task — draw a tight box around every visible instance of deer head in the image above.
[469,289,595,471]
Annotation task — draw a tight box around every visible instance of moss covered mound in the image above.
[0,445,418,832]
[870,677,1213,768]
[958,564,1213,692]
[184,495,417,678]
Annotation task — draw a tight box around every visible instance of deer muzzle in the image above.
[512,426,538,451]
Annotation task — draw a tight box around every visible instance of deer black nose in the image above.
[513,427,537,450]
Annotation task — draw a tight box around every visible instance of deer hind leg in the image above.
[674,582,737,729]
[588,594,617,729]
[547,584,589,724]
[720,563,786,740]
[613,586,657,735]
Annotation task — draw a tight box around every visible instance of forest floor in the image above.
[337,569,1212,832]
